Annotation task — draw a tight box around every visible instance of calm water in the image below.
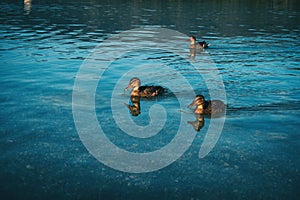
[1,0,300,199]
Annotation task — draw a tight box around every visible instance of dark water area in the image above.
[1,0,300,200]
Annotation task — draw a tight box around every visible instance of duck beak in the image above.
[188,99,197,108]
[124,84,132,91]
[124,103,130,108]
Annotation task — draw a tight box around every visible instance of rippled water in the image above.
[1,0,300,199]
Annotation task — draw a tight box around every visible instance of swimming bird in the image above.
[188,95,226,115]
[189,36,209,49]
[124,77,166,97]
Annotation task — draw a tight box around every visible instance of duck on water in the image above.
[124,77,167,97]
[189,36,209,49]
[188,95,226,115]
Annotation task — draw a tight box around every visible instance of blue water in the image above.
[1,0,300,199]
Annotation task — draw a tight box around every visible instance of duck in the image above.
[124,77,166,97]
[188,95,226,115]
[189,36,209,49]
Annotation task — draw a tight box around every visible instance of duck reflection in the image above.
[125,96,141,116]
[189,47,204,58]
[24,0,31,15]
[188,114,205,132]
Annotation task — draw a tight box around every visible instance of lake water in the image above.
[1,0,299,199]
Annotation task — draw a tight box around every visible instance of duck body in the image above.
[189,95,226,115]
[125,77,166,97]
[189,36,209,49]
[138,85,165,97]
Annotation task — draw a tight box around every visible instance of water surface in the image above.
[1,0,299,199]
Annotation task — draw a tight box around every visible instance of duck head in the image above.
[124,77,141,91]
[188,95,205,108]
[188,95,206,114]
[189,36,196,44]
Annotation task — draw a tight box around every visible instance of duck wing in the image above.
[139,86,165,97]
[202,101,212,114]
[210,100,226,114]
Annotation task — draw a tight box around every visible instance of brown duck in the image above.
[124,77,166,97]
[188,95,226,115]
[189,36,209,49]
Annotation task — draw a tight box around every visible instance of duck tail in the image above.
[202,41,209,48]
[198,41,209,48]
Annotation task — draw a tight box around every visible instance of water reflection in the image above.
[188,114,205,132]
[125,96,141,116]
[24,0,31,15]
[1,0,299,198]
[189,47,205,58]
[123,95,206,133]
